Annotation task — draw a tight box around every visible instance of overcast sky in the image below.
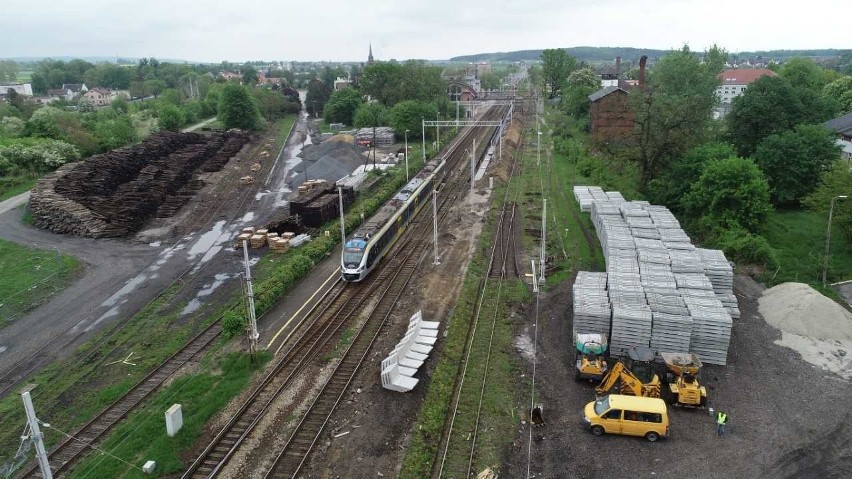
[2,0,849,63]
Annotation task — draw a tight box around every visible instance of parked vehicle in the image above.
[582,394,670,441]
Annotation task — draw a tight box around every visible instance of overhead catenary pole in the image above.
[404,129,410,181]
[22,386,53,479]
[435,112,440,153]
[242,240,259,355]
[822,195,848,287]
[338,185,346,244]
[433,189,440,265]
[539,199,547,283]
[422,119,426,160]
[470,139,476,195]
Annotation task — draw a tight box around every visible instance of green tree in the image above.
[157,104,184,132]
[480,72,501,91]
[631,45,724,186]
[25,106,64,139]
[0,60,19,82]
[804,160,852,242]
[390,100,437,139]
[305,79,331,118]
[780,57,830,92]
[560,67,600,117]
[753,124,841,205]
[540,49,577,97]
[93,115,136,151]
[0,116,25,138]
[682,156,772,233]
[217,83,261,130]
[30,72,48,95]
[242,66,259,85]
[823,76,852,114]
[726,75,835,157]
[359,62,404,105]
[646,142,737,211]
[251,89,287,121]
[353,102,389,129]
[111,96,129,113]
[323,88,364,125]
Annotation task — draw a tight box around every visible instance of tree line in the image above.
[549,46,852,271]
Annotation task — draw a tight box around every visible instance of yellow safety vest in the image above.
[717,413,727,425]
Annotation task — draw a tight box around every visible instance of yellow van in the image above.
[582,394,669,441]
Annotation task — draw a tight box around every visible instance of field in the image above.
[0,238,81,328]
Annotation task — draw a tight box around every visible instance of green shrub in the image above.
[221,310,245,339]
[711,226,778,269]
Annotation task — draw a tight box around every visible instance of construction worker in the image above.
[716,411,728,437]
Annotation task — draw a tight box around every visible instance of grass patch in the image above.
[0,238,81,328]
[0,176,37,201]
[67,351,270,479]
[761,209,852,288]
[323,328,355,361]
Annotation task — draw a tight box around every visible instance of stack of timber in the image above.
[30,130,250,238]
[289,182,356,227]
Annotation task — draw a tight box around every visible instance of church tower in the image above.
[368,43,374,64]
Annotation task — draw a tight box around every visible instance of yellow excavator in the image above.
[659,352,708,408]
[595,346,661,398]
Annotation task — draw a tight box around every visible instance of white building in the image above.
[715,69,777,111]
[0,83,33,96]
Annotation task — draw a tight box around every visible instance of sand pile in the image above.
[758,282,852,379]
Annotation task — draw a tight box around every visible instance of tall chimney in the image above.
[638,55,648,88]
[615,56,621,78]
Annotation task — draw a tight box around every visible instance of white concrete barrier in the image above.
[380,310,441,392]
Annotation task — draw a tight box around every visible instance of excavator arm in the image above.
[595,361,651,397]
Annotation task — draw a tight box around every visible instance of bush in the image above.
[711,226,778,269]
[221,310,245,340]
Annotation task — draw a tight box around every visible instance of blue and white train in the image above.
[341,158,446,282]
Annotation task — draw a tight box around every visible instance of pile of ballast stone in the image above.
[571,186,736,365]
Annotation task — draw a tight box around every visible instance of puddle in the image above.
[187,220,228,261]
[0,346,6,354]
[181,273,232,316]
[86,306,121,331]
[241,212,255,223]
[514,333,537,362]
[101,274,148,307]
[149,241,162,247]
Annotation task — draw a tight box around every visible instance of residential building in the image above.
[48,88,74,101]
[597,57,622,87]
[714,68,777,118]
[334,77,352,91]
[61,83,88,96]
[459,87,478,102]
[0,83,33,96]
[221,72,241,81]
[588,56,647,146]
[81,87,112,106]
[824,111,852,163]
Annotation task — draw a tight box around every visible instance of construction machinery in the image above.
[574,333,608,382]
[659,352,707,408]
[595,347,661,398]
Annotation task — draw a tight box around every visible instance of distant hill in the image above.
[2,56,200,64]
[449,47,850,63]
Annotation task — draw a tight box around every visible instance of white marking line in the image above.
[268,268,340,354]
[0,346,7,354]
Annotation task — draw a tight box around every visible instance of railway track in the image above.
[187,106,511,478]
[436,116,524,478]
[11,124,295,478]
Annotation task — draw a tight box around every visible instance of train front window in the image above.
[343,248,363,265]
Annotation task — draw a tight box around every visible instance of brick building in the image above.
[588,55,647,146]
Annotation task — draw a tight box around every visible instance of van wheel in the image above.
[590,425,605,436]
[645,431,660,442]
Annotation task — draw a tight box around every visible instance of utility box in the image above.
[165,404,183,437]
[143,460,156,474]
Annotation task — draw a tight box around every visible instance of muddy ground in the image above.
[282,167,852,478]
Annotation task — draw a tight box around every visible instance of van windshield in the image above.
[594,396,610,416]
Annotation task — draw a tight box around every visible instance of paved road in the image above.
[0,191,29,215]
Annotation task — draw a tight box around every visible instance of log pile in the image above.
[289,183,355,227]
[30,130,250,237]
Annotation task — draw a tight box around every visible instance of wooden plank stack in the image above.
[289,183,355,227]
[30,130,250,238]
